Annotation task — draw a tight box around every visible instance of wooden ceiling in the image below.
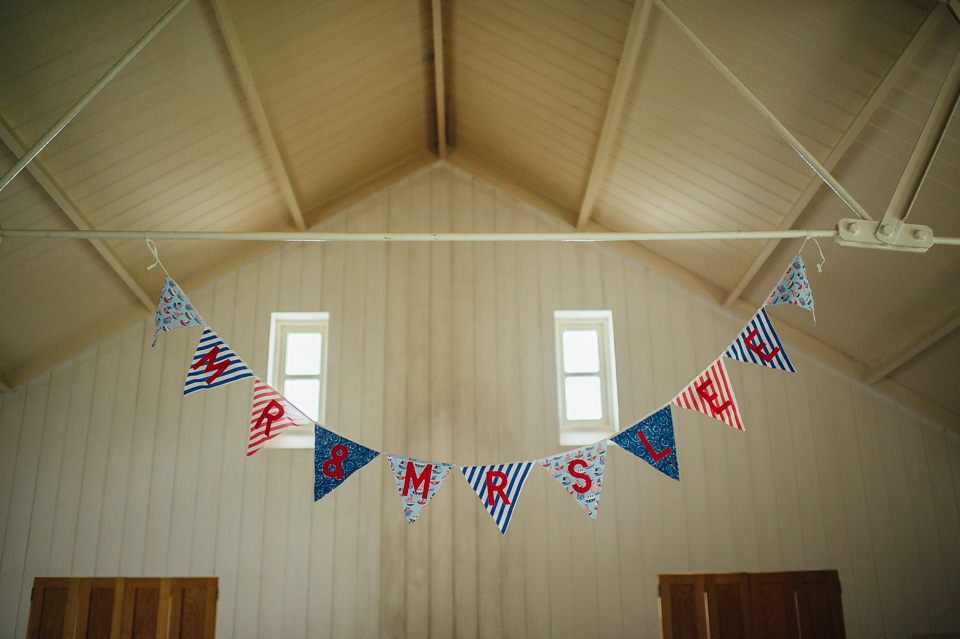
[1,0,959,427]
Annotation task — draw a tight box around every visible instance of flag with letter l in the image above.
[247,377,315,456]
[724,308,795,373]
[765,254,815,321]
[153,276,204,346]
[314,426,380,501]
[539,443,606,519]
[672,358,744,430]
[461,462,533,534]
[387,454,454,523]
[611,406,679,480]
[184,327,254,395]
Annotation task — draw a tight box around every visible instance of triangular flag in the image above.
[247,377,315,456]
[765,254,815,321]
[153,276,204,346]
[672,358,744,430]
[724,308,795,373]
[461,462,533,534]
[184,327,254,395]
[611,406,679,480]
[538,442,607,519]
[387,455,454,523]
[314,425,379,501]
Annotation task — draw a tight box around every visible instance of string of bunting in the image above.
[152,247,817,535]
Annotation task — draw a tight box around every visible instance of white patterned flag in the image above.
[461,462,533,534]
[672,358,744,430]
[387,455,454,523]
[724,308,795,373]
[247,377,315,456]
[611,406,679,480]
[153,276,204,346]
[538,442,606,519]
[765,254,815,322]
[184,327,254,396]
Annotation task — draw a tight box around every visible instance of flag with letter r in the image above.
[461,462,533,534]
[247,377,315,456]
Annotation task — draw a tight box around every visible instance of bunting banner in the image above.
[724,308,795,373]
[765,254,815,321]
[153,275,204,346]
[461,463,533,534]
[184,327,254,395]
[672,358,744,430]
[387,455,454,523]
[247,377,315,456]
[314,425,380,501]
[539,442,607,519]
[611,405,679,480]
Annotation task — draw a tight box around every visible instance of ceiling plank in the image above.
[865,303,960,385]
[432,0,448,159]
[576,0,652,230]
[0,120,155,311]
[209,0,306,231]
[721,4,946,308]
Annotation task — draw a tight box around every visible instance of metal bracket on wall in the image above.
[836,218,934,252]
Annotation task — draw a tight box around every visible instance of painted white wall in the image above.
[1,163,959,638]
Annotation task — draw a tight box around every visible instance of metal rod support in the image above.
[653,0,875,221]
[0,0,193,193]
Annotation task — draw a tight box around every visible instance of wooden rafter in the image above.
[0,120,155,311]
[432,0,448,158]
[209,0,306,231]
[721,4,947,308]
[865,304,960,385]
[576,0,652,230]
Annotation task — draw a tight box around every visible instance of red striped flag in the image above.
[248,377,314,455]
[672,358,744,430]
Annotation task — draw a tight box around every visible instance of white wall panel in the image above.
[1,163,959,639]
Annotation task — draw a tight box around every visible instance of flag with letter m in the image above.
[184,327,253,396]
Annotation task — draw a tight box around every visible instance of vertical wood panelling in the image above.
[1,164,959,639]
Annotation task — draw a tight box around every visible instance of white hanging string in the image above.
[145,234,170,277]
[798,232,826,273]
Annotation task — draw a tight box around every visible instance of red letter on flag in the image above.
[637,430,672,462]
[191,345,231,384]
[695,378,732,417]
[567,459,593,494]
[402,461,432,499]
[485,470,511,506]
[745,328,780,363]
[255,399,284,437]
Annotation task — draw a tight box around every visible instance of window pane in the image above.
[562,330,600,373]
[564,376,603,421]
[283,379,320,422]
[285,332,322,375]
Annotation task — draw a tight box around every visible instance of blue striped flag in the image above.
[724,308,795,373]
[184,327,254,395]
[461,462,533,534]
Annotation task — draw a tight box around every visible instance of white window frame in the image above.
[554,310,620,446]
[265,311,329,449]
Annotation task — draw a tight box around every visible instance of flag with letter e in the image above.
[539,443,606,519]
[672,358,744,430]
[461,462,533,534]
[314,425,379,501]
[387,455,454,523]
[247,377,315,456]
[184,327,253,395]
[724,308,795,373]
[153,276,204,346]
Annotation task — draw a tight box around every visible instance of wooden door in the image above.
[704,573,751,639]
[167,578,217,639]
[75,578,124,639]
[794,570,845,639]
[26,578,78,639]
[659,574,708,639]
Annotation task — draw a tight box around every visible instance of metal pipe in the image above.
[0,0,193,193]
[0,228,842,242]
[652,0,875,221]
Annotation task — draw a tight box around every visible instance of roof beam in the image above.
[721,4,946,308]
[865,303,960,385]
[209,0,306,231]
[576,0,652,230]
[431,0,448,158]
[0,120,155,310]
